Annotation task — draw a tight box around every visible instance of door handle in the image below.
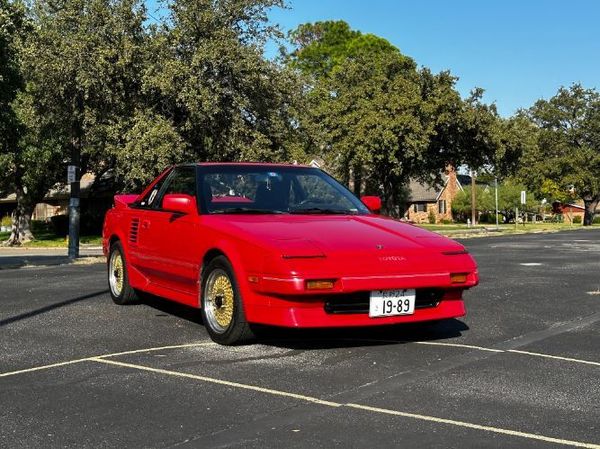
[141,220,151,230]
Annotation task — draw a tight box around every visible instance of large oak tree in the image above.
[285,20,502,216]
[521,84,600,225]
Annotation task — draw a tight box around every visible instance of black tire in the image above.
[107,241,139,305]
[200,255,254,345]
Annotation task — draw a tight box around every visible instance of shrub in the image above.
[441,219,452,225]
[572,215,582,224]
[479,213,490,224]
[428,209,436,224]
[1,215,11,227]
[50,214,69,236]
[593,215,600,224]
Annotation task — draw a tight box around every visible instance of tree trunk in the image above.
[3,187,35,246]
[353,164,362,197]
[583,196,599,226]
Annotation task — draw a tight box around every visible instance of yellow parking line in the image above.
[93,342,215,359]
[89,358,600,449]
[346,403,600,449]
[415,341,505,353]
[91,358,342,407]
[0,358,96,378]
[0,342,214,378]
[507,349,600,367]
[416,342,600,366]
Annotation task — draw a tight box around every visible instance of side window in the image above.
[137,174,169,208]
[155,167,197,209]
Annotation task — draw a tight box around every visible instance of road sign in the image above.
[67,165,77,183]
[520,190,526,205]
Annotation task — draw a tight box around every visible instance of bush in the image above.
[441,219,452,225]
[50,214,69,236]
[573,215,582,224]
[428,209,436,224]
[593,215,600,224]
[1,215,11,227]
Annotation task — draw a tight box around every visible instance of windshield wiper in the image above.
[289,207,357,215]
[212,208,286,214]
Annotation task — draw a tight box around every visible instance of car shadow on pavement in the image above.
[141,294,204,325]
[140,293,468,349]
[253,319,469,350]
[0,290,109,327]
[0,255,72,269]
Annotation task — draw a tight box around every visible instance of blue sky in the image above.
[147,0,599,117]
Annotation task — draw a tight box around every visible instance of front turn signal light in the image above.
[450,273,468,284]
[306,279,335,290]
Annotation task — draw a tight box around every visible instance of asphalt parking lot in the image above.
[1,230,600,448]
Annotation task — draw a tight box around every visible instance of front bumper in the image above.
[243,287,467,328]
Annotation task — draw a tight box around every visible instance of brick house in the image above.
[404,167,471,224]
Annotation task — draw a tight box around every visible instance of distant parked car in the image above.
[102,163,479,345]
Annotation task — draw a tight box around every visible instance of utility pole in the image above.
[470,170,476,226]
[495,177,499,228]
[67,146,81,260]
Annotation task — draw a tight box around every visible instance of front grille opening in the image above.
[324,288,445,315]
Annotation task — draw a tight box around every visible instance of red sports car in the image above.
[102,163,478,344]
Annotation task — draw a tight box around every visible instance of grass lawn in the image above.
[419,221,600,235]
[0,230,101,247]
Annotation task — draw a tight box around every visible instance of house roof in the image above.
[408,173,488,203]
[407,179,440,202]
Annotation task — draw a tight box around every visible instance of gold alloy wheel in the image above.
[204,269,235,333]
[109,250,125,297]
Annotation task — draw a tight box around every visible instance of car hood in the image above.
[204,214,472,277]
[207,214,463,252]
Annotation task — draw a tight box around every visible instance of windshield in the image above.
[198,166,370,215]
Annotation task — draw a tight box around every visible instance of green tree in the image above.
[520,84,600,225]
[452,180,537,222]
[2,0,148,245]
[140,0,305,180]
[0,0,35,244]
[286,20,501,216]
[287,20,398,78]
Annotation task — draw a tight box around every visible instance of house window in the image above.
[438,200,446,214]
[414,203,426,213]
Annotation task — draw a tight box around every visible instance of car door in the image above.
[141,166,202,298]
[126,170,172,277]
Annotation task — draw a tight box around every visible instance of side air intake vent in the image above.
[129,218,140,245]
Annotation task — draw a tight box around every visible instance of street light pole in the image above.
[495,177,499,228]
[470,170,476,226]
[67,149,80,260]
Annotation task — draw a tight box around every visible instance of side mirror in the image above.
[361,195,382,213]
[162,194,197,215]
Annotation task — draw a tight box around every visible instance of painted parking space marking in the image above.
[0,357,101,378]
[507,349,600,367]
[0,342,214,378]
[345,403,600,449]
[418,341,600,367]
[520,262,543,266]
[87,357,600,449]
[415,341,505,353]
[1,340,599,447]
[3,339,598,379]
[92,357,342,407]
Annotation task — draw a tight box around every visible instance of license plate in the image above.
[369,289,416,317]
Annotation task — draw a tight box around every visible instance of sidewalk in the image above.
[0,246,104,269]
